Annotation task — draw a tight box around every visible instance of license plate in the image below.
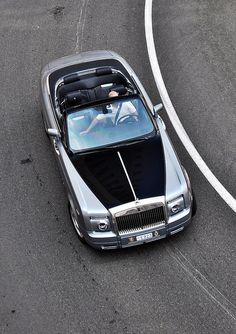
[136,232,153,241]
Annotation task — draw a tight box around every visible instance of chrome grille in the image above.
[115,206,165,235]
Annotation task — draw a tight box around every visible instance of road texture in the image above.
[0,1,235,333]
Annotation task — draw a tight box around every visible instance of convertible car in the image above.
[41,50,196,249]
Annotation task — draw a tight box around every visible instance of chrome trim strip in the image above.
[117,151,137,201]
[170,226,184,235]
[109,196,165,216]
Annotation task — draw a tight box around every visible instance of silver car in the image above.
[41,50,196,249]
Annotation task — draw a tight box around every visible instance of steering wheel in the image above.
[116,114,138,125]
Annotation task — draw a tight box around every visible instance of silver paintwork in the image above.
[41,50,193,249]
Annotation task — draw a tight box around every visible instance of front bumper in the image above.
[85,208,192,249]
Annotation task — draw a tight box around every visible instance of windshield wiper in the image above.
[73,136,151,155]
[74,144,120,155]
[120,136,150,146]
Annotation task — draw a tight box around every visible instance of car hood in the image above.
[71,136,165,209]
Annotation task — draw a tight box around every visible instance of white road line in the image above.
[145,0,236,213]
[167,243,236,321]
[75,0,87,53]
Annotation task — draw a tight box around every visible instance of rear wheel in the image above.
[68,202,86,243]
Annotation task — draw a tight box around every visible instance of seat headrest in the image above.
[64,73,80,85]
[96,67,112,76]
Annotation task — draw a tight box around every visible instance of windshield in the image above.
[67,96,155,152]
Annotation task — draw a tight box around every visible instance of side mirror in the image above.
[47,128,61,138]
[153,103,163,118]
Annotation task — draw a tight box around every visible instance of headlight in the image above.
[167,196,185,216]
[90,217,111,232]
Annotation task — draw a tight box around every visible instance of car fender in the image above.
[156,116,190,207]
[56,140,109,231]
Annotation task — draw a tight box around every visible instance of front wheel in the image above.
[68,202,86,244]
[191,190,197,217]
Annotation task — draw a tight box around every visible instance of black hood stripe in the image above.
[71,136,165,209]
[119,136,165,202]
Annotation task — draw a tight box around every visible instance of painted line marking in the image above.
[167,243,236,321]
[145,0,236,213]
[75,0,89,53]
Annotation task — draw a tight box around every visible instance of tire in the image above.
[191,190,197,217]
[68,202,86,244]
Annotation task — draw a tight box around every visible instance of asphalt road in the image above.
[0,1,235,333]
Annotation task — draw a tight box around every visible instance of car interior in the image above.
[52,66,156,152]
[56,66,136,113]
